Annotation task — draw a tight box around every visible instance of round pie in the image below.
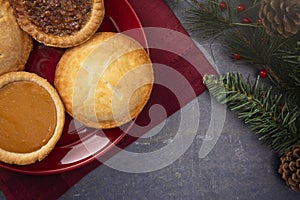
[54,32,153,129]
[0,0,32,76]
[12,0,105,48]
[0,72,65,165]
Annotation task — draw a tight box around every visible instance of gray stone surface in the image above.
[58,1,300,199]
[1,0,300,199]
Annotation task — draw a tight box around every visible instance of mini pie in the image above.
[12,0,105,48]
[0,72,65,165]
[0,0,32,76]
[54,32,153,129]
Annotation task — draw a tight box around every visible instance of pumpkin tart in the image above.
[12,0,105,48]
[0,72,65,165]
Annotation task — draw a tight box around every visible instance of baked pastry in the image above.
[0,0,32,76]
[0,72,65,165]
[55,32,153,129]
[12,0,105,48]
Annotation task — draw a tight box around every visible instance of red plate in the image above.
[0,0,147,175]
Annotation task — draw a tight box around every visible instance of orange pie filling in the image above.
[0,81,57,153]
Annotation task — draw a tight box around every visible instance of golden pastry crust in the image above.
[55,32,153,129]
[12,0,105,48]
[0,0,32,76]
[0,72,65,165]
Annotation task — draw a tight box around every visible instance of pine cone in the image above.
[278,146,300,192]
[259,0,300,38]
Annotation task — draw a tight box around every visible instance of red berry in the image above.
[242,17,251,24]
[257,18,262,24]
[219,1,227,11]
[259,69,268,78]
[233,53,241,60]
[237,3,245,13]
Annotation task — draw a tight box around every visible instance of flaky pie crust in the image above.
[54,32,153,129]
[0,0,32,76]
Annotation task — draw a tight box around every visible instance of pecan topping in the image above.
[24,0,92,36]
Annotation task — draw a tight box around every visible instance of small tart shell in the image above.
[12,0,105,48]
[0,72,65,165]
[55,32,153,129]
[0,0,32,76]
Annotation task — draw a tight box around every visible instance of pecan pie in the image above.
[54,32,153,129]
[12,0,105,48]
[0,72,65,165]
[0,0,32,76]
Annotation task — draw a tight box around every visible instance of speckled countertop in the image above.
[1,1,300,199]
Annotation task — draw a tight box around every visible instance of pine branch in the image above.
[185,0,234,39]
[185,0,300,154]
[269,38,300,103]
[225,27,286,64]
[225,26,300,95]
[185,0,262,39]
[277,41,300,65]
[203,72,300,155]
[184,0,300,94]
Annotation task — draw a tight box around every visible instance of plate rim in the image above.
[0,0,147,175]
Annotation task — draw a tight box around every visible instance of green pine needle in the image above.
[185,0,300,102]
[185,0,300,155]
[225,28,287,64]
[185,0,234,39]
[203,73,300,155]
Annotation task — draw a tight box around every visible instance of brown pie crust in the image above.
[54,32,153,129]
[0,0,32,76]
[0,72,65,165]
[12,0,105,48]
